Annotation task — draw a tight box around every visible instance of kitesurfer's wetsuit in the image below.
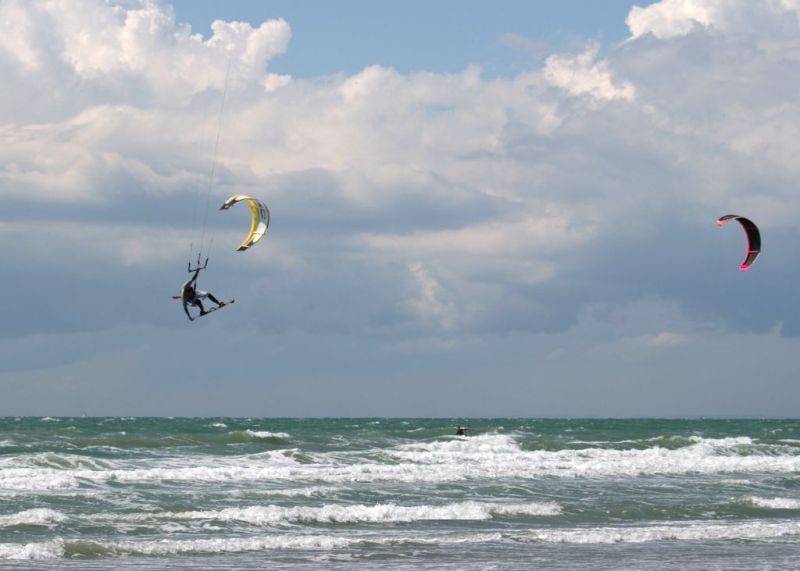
[181,268,225,320]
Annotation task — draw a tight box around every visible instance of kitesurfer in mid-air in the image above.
[181,263,225,321]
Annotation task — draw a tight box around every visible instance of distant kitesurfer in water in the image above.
[181,263,225,321]
[455,426,468,436]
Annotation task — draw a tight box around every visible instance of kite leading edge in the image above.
[219,194,270,251]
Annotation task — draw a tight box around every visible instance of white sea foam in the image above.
[0,531,502,560]
[103,534,352,556]
[687,436,754,446]
[26,452,113,471]
[0,469,79,492]
[110,501,561,526]
[0,539,64,560]
[244,430,291,439]
[376,433,800,482]
[489,503,562,517]
[396,532,505,545]
[746,497,800,509]
[210,423,227,428]
[2,520,798,560]
[568,439,647,446]
[518,520,800,544]
[718,478,752,485]
[84,446,126,453]
[78,519,800,557]
[4,433,800,491]
[0,508,66,528]
[239,486,341,498]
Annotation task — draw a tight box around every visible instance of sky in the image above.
[2,0,800,417]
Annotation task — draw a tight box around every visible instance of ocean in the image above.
[1,417,799,569]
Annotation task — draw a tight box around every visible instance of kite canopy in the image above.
[219,195,270,251]
[716,214,761,271]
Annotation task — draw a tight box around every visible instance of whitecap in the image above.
[0,539,63,560]
[103,534,351,556]
[104,500,561,526]
[0,470,79,492]
[746,496,800,510]
[241,430,291,440]
[7,434,800,491]
[687,436,754,446]
[518,520,800,544]
[0,508,66,528]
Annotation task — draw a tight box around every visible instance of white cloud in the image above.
[626,0,800,39]
[0,0,291,119]
[627,0,718,39]
[543,45,635,102]
[360,213,593,259]
[407,263,455,330]
[2,0,800,345]
[0,220,189,267]
[647,331,688,347]
[2,0,800,414]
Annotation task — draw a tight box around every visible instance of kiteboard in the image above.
[196,299,235,318]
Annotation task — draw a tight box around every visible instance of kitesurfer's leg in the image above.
[207,293,224,307]
[194,300,207,315]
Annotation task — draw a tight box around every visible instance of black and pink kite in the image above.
[716,214,761,271]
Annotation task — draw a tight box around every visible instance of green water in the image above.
[1,418,799,569]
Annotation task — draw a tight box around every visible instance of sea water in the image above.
[1,418,799,569]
